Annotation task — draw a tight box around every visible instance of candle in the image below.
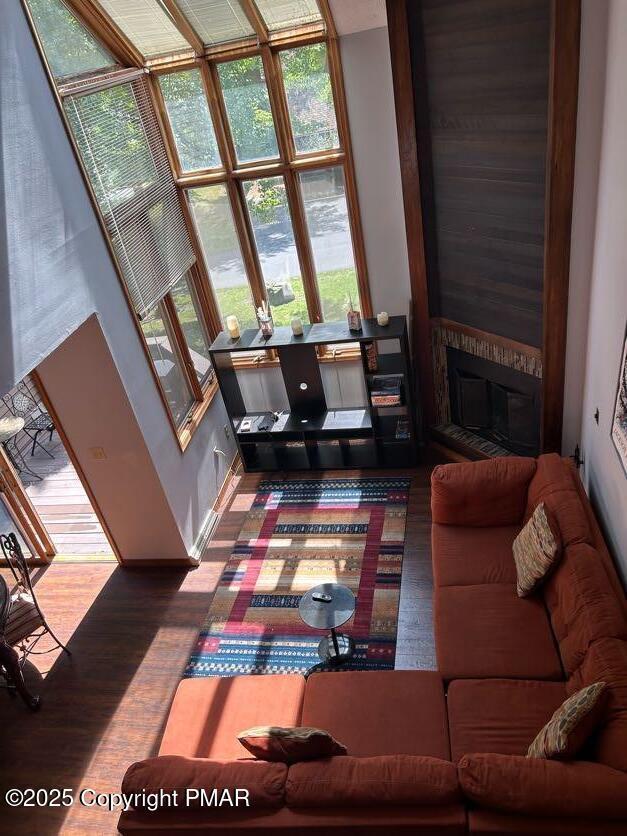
[291,316,303,336]
[226,315,240,340]
[377,311,390,326]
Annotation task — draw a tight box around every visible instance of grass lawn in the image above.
[215,268,359,329]
[171,268,360,355]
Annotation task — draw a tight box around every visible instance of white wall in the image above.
[339,26,412,321]
[569,0,627,582]
[37,316,190,561]
[1,1,236,559]
[562,0,609,456]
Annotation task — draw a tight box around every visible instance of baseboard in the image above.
[189,453,241,562]
[121,558,197,568]
[188,509,219,563]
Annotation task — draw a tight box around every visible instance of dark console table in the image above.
[209,316,418,472]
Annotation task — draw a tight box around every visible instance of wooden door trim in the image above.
[0,447,55,562]
[386,0,434,430]
[31,371,123,565]
[542,0,581,453]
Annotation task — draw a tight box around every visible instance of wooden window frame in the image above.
[22,0,371,451]
[147,6,372,364]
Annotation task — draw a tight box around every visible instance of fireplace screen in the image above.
[451,355,540,456]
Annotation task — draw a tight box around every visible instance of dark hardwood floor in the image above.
[0,460,440,834]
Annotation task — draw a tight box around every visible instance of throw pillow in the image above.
[513,502,561,596]
[238,726,347,764]
[527,682,607,759]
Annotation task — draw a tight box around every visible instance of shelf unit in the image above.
[209,316,418,472]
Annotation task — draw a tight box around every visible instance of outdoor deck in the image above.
[1,376,113,558]
[22,443,113,557]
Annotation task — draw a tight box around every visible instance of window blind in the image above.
[96,0,192,59]
[174,0,254,47]
[65,77,196,319]
[255,0,322,33]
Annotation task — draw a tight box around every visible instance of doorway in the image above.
[0,374,116,563]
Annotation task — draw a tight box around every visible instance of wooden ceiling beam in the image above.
[159,0,205,55]
[66,0,143,67]
[239,0,269,44]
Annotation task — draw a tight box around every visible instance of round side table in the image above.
[0,416,25,445]
[299,582,356,664]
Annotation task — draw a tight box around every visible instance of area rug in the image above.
[184,477,411,677]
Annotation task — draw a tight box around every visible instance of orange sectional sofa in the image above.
[118,454,627,835]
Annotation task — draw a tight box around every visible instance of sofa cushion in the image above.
[159,675,305,761]
[568,638,627,771]
[301,671,450,759]
[432,524,519,587]
[237,726,346,763]
[468,810,627,835]
[568,464,627,620]
[526,455,591,548]
[513,503,561,597]
[447,679,567,762]
[431,457,536,527]
[119,806,469,834]
[286,755,461,808]
[527,682,608,759]
[435,584,563,681]
[458,753,627,820]
[543,544,627,675]
[122,755,286,808]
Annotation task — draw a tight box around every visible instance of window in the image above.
[171,40,370,334]
[217,57,279,163]
[188,185,257,329]
[65,76,215,434]
[173,0,254,47]
[280,44,339,153]
[244,176,308,326]
[97,0,192,60]
[27,0,115,80]
[255,0,323,34]
[27,0,371,443]
[141,306,194,424]
[159,70,221,172]
[170,275,214,384]
[300,167,359,321]
[65,79,195,317]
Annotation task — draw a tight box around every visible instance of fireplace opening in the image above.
[447,348,540,456]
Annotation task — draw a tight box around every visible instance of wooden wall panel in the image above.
[410,0,551,347]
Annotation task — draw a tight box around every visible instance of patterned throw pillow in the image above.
[513,502,561,596]
[527,682,607,759]
[238,726,347,764]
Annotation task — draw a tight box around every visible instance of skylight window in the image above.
[174,0,255,47]
[27,0,115,80]
[255,0,323,34]
[97,0,192,59]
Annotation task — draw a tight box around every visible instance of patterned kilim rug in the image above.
[184,477,411,677]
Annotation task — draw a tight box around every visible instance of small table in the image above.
[0,416,41,482]
[299,583,356,664]
[0,416,25,446]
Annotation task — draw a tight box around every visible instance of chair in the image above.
[3,382,55,458]
[0,532,70,664]
[0,573,40,710]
